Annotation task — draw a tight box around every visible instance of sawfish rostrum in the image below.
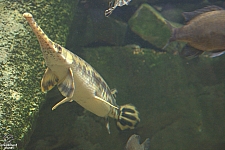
[164,5,225,58]
[23,13,140,134]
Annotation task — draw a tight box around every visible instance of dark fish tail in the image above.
[142,138,151,150]
[125,134,150,150]
[116,104,140,131]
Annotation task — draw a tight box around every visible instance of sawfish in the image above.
[23,13,140,134]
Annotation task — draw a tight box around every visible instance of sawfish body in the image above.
[23,13,140,133]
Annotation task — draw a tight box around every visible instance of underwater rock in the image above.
[161,7,184,23]
[128,4,172,49]
[25,45,225,149]
[0,0,78,149]
[81,46,225,150]
[67,6,128,48]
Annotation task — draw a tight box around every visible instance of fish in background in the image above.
[163,5,225,58]
[125,134,150,150]
[105,0,132,17]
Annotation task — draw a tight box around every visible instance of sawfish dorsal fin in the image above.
[183,5,224,22]
[58,68,75,98]
[41,68,59,92]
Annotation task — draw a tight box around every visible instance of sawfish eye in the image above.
[58,45,62,54]
[54,43,62,54]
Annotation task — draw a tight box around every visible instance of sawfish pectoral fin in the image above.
[41,68,59,92]
[58,68,75,98]
[52,97,72,110]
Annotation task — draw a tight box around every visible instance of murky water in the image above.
[24,0,225,150]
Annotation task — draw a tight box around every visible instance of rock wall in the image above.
[27,46,225,150]
[0,0,78,148]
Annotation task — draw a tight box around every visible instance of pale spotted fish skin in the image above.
[125,134,150,150]
[105,0,132,17]
[23,13,140,134]
[164,5,225,58]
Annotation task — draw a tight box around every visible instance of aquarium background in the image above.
[0,0,225,150]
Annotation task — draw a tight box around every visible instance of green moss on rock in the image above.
[0,0,78,149]
[67,11,128,48]
[80,46,225,150]
[128,4,171,49]
[21,44,225,149]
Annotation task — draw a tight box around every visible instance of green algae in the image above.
[80,46,225,150]
[128,4,171,49]
[0,0,78,149]
[22,44,225,149]
[67,10,128,48]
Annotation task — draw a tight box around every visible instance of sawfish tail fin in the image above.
[116,104,140,131]
[162,20,177,50]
